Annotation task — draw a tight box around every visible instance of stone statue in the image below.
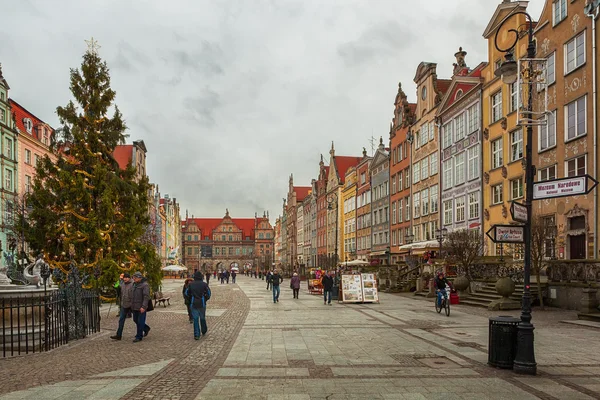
[23,255,48,287]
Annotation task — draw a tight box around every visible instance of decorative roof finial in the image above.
[453,47,468,75]
[85,37,101,55]
[363,147,367,157]
[225,208,229,217]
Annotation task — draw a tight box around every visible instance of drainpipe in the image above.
[584,2,599,258]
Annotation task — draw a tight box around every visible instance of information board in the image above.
[361,273,379,303]
[341,274,363,303]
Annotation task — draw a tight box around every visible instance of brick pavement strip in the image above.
[0,281,249,399]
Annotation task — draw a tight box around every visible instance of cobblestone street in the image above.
[1,276,600,399]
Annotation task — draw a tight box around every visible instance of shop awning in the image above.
[412,240,440,249]
[369,250,388,256]
[398,244,413,250]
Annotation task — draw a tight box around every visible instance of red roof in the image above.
[113,145,133,170]
[9,99,53,140]
[334,156,362,184]
[294,186,311,202]
[186,217,257,240]
[437,79,452,95]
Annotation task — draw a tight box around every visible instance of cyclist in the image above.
[434,271,452,307]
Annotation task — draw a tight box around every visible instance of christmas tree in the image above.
[20,39,162,290]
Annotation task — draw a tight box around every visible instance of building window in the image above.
[565,96,586,140]
[420,125,428,147]
[455,152,465,185]
[467,103,479,133]
[391,174,396,194]
[194,234,198,241]
[405,168,410,188]
[4,168,12,191]
[42,128,49,145]
[455,113,465,141]
[565,32,585,74]
[553,0,567,25]
[443,160,453,189]
[456,196,466,223]
[405,196,411,220]
[492,138,503,169]
[492,184,503,205]
[187,247,192,255]
[413,161,420,184]
[421,158,428,181]
[443,200,453,225]
[430,151,438,175]
[511,178,524,200]
[547,52,555,85]
[422,188,429,216]
[5,138,12,159]
[361,173,366,184]
[510,130,523,161]
[430,185,438,213]
[468,192,479,220]
[35,154,40,165]
[509,82,522,113]
[491,91,503,122]
[398,171,403,191]
[25,149,31,164]
[398,200,403,223]
[539,165,557,181]
[442,122,453,149]
[467,146,479,180]
[414,192,420,218]
[23,118,33,133]
[221,235,226,241]
[187,235,191,241]
[25,175,32,193]
[539,110,556,151]
[429,121,435,141]
[566,155,586,177]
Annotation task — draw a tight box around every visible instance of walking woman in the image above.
[290,272,300,299]
[183,278,194,323]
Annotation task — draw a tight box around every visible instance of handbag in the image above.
[146,298,155,312]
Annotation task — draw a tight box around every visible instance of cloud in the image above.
[182,87,222,127]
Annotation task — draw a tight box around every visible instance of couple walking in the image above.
[111,272,152,342]
[183,272,211,340]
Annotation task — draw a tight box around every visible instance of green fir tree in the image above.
[20,43,161,290]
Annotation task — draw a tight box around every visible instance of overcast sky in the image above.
[3,0,544,222]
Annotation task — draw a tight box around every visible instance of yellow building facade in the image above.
[481,1,532,257]
[342,166,358,262]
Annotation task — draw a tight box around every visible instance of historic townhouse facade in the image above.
[409,62,449,251]
[274,216,282,265]
[285,175,310,272]
[355,151,372,262]
[532,0,597,259]
[342,166,357,262]
[316,159,329,267]
[297,202,304,268]
[302,182,317,269]
[0,68,19,254]
[369,139,390,264]
[482,1,532,257]
[389,84,415,263]
[181,210,273,274]
[438,50,485,236]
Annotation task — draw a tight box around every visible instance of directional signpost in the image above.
[486,224,525,243]
[533,174,598,200]
[510,201,528,223]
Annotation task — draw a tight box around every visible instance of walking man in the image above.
[231,269,237,284]
[205,271,211,285]
[322,271,334,306]
[187,271,211,340]
[266,270,272,290]
[111,272,133,340]
[131,271,151,342]
[271,269,283,303]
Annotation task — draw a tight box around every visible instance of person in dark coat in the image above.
[182,278,194,323]
[271,269,283,303]
[205,272,211,285]
[111,273,133,340]
[131,271,151,342]
[322,271,334,306]
[225,270,230,284]
[290,272,301,299]
[186,271,211,340]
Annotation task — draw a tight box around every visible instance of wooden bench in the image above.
[153,291,171,307]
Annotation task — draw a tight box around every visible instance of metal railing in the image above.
[1,289,100,357]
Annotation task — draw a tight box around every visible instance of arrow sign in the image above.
[510,201,528,223]
[533,174,598,200]
[486,224,525,243]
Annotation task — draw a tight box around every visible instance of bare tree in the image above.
[444,229,484,286]
[530,215,555,308]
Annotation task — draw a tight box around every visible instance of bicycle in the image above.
[435,287,451,316]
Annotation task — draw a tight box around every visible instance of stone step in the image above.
[459,298,491,308]
[578,313,600,323]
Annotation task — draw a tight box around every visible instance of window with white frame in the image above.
[398,200,403,223]
[491,91,503,122]
[566,155,586,177]
[25,175,32,193]
[430,185,438,213]
[429,121,435,141]
[553,0,567,25]
[414,225,420,242]
[25,149,31,164]
[492,184,503,205]
[443,160,453,189]
[398,172,403,191]
[422,188,429,216]
[443,200,453,225]
[511,178,524,200]
[442,122,453,149]
[467,146,479,180]
[468,192,479,219]
[547,52,555,85]
[5,138,12,159]
[492,138,503,168]
[565,32,585,74]
[421,125,428,147]
[565,96,586,140]
[539,110,556,151]
[421,158,428,180]
[455,113,465,141]
[4,168,13,191]
[539,165,556,181]
[455,152,465,185]
[405,168,410,188]
[415,130,421,149]
[391,175,396,194]
[511,130,523,161]
[456,196,466,222]
[414,192,420,218]
[467,103,479,133]
[405,196,410,220]
[413,161,421,184]
[509,82,522,113]
[430,151,438,175]
[392,202,396,224]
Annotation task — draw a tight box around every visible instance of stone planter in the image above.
[578,288,599,316]
[488,277,520,311]
[453,275,470,297]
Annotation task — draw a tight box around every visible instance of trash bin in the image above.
[488,316,520,369]
[331,285,339,300]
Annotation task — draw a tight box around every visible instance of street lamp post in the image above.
[435,227,448,260]
[494,10,537,375]
[405,231,414,257]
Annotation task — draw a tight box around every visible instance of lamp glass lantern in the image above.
[494,52,518,84]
